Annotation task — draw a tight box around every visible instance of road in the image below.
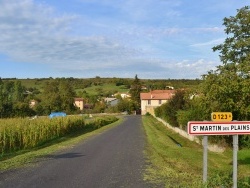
[0,115,150,188]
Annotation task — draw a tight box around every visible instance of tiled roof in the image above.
[74,98,84,101]
[140,90,175,100]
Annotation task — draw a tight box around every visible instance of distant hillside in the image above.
[2,77,202,96]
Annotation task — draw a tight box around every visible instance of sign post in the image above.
[202,135,208,182]
[187,112,250,187]
[233,134,238,188]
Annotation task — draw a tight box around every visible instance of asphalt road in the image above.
[0,115,150,188]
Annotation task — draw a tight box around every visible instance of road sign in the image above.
[211,112,232,121]
[188,121,250,135]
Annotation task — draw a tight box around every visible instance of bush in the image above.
[154,90,186,127]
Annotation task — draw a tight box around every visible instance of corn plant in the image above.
[0,115,118,156]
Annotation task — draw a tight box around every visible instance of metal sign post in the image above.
[233,134,238,188]
[203,135,208,182]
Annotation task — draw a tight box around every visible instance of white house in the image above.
[140,90,175,115]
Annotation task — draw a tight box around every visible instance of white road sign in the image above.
[188,121,250,135]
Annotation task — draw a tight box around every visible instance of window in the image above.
[148,100,151,105]
[159,100,162,105]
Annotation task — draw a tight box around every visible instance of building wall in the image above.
[141,99,168,115]
[75,100,84,110]
[109,99,119,106]
[29,100,38,108]
[141,100,148,115]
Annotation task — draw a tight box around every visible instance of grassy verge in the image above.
[142,115,250,188]
[0,117,123,171]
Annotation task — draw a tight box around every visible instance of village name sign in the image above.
[188,121,250,135]
[187,112,250,188]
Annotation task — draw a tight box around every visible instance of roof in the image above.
[104,97,118,102]
[74,98,84,102]
[149,90,175,94]
[140,90,175,100]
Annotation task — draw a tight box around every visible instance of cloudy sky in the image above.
[0,0,248,79]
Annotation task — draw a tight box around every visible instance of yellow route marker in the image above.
[211,112,232,121]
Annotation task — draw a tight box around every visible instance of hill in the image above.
[2,77,202,96]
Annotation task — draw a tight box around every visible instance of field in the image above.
[0,116,122,171]
[142,115,250,187]
[0,115,118,158]
[76,83,129,95]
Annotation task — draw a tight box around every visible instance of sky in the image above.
[0,0,249,79]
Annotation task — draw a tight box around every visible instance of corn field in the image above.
[0,115,118,156]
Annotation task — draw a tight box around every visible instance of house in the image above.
[104,97,119,106]
[140,90,175,115]
[29,99,38,108]
[141,85,147,90]
[113,93,131,99]
[166,86,174,90]
[120,93,131,99]
[74,98,84,110]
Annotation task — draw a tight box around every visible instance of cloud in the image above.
[0,0,227,79]
[0,0,138,68]
[190,38,225,47]
[56,57,220,79]
[156,59,219,78]
[80,0,182,21]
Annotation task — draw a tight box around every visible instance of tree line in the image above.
[0,79,76,117]
[0,74,200,118]
[0,75,145,117]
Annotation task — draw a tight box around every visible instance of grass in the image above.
[0,117,123,171]
[238,149,250,177]
[17,78,50,91]
[142,115,250,187]
[9,78,130,95]
[82,83,129,95]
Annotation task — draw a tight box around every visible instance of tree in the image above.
[58,80,77,113]
[116,98,135,114]
[0,81,15,117]
[41,81,62,114]
[201,6,250,147]
[212,6,250,67]
[177,96,207,129]
[129,74,141,110]
[0,78,3,118]
[41,80,77,114]
[202,6,250,120]
[155,90,186,127]
[13,81,25,102]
